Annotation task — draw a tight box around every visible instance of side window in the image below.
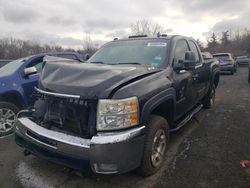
[189,41,200,63]
[27,57,44,73]
[174,40,189,64]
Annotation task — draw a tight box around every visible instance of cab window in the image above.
[174,40,189,64]
[189,41,200,63]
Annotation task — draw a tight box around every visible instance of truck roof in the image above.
[111,35,193,42]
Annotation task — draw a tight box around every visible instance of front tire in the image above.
[137,115,169,177]
[0,102,19,137]
[202,84,215,109]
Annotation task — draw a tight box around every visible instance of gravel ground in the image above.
[154,67,250,188]
[0,67,249,188]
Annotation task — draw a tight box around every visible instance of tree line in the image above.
[204,29,250,57]
[1,20,250,59]
[0,38,97,60]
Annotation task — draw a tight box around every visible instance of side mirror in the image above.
[23,67,37,76]
[84,54,90,61]
[202,54,206,59]
[183,51,196,69]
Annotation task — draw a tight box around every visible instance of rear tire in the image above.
[202,84,215,109]
[0,102,19,137]
[137,115,169,177]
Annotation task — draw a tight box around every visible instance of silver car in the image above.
[213,53,237,74]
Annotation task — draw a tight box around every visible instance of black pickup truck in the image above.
[15,35,220,176]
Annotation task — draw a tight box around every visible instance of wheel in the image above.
[137,115,169,176]
[230,70,234,75]
[0,102,19,137]
[202,84,215,109]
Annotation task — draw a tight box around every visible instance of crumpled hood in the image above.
[39,61,161,99]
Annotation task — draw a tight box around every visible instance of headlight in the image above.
[97,97,139,131]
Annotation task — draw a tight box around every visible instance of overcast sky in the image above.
[0,0,250,49]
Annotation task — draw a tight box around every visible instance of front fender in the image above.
[140,88,176,125]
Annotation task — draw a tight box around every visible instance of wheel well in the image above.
[0,93,23,109]
[151,99,174,128]
[214,73,220,88]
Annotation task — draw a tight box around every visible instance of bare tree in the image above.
[83,34,98,55]
[0,38,84,59]
[131,19,166,36]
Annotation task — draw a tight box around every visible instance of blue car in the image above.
[0,52,83,136]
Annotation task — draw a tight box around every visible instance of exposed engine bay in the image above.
[31,92,95,139]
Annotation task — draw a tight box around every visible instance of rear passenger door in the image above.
[188,40,207,101]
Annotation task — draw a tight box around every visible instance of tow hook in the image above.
[24,149,31,156]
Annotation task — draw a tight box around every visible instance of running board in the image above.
[170,104,203,132]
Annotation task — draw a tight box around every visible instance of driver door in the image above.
[20,56,44,106]
[172,39,196,119]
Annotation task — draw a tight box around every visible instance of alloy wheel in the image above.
[151,129,167,168]
[0,108,16,133]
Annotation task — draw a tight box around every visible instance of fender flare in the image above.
[209,68,220,92]
[140,88,176,125]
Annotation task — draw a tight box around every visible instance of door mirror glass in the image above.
[23,67,37,76]
[183,51,196,69]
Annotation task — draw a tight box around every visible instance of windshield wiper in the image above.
[116,62,143,65]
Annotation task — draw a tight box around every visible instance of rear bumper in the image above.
[15,117,145,174]
[220,64,234,71]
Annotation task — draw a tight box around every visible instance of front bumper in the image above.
[15,117,145,174]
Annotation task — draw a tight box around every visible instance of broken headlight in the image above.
[97,97,139,131]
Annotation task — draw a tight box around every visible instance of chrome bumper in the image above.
[15,117,145,174]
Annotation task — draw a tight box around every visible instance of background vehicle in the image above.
[0,52,82,136]
[15,35,220,176]
[0,59,13,68]
[201,52,213,60]
[236,56,250,66]
[213,53,237,74]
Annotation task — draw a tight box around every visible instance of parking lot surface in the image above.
[0,67,250,188]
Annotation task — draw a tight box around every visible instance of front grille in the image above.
[33,91,96,139]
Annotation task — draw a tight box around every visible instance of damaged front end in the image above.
[15,87,145,174]
[32,87,96,139]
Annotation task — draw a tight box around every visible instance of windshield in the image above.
[88,40,168,67]
[0,57,27,77]
[213,54,230,60]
